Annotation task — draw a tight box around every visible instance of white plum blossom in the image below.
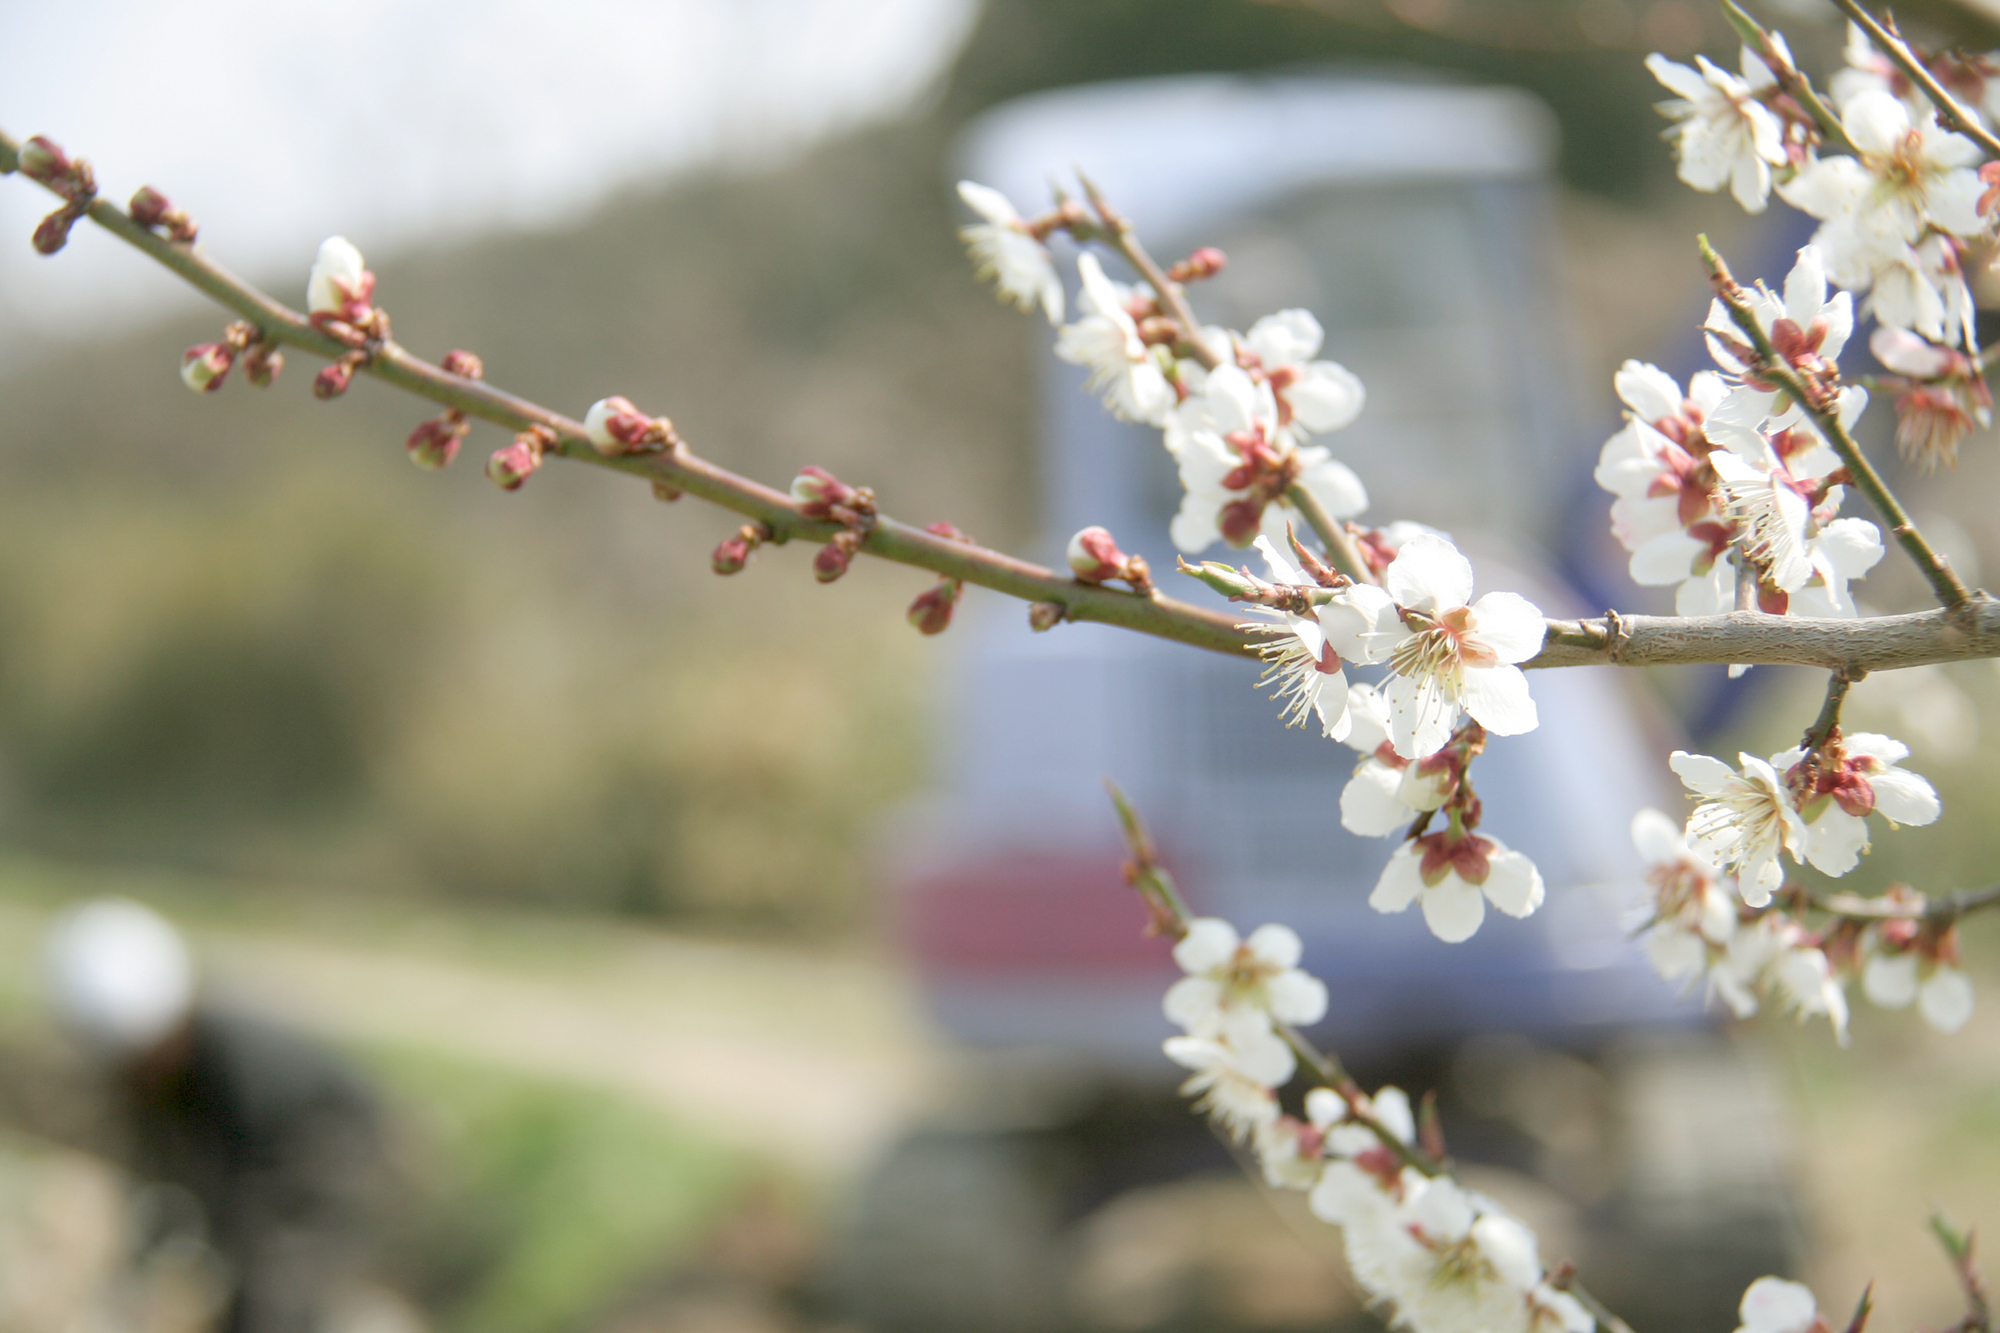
[955,181,1064,325]
[1863,949,1975,1033]
[1055,252,1176,425]
[1594,362,1735,603]
[1734,1277,1822,1333]
[1646,47,1788,212]
[1781,90,1986,247]
[1321,535,1543,760]
[1770,732,1940,877]
[1336,682,1453,837]
[1629,808,1739,987]
[1670,751,1803,907]
[1777,90,1987,346]
[1234,308,1366,440]
[1162,1032,1291,1142]
[306,236,370,318]
[1370,833,1546,943]
[1163,915,1329,1041]
[1247,536,1352,740]
[1165,365,1367,553]
[1711,914,1851,1041]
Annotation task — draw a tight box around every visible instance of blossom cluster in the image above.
[1159,915,1591,1333]
[1630,736,1970,1041]
[1651,23,1994,350]
[1596,247,1884,629]
[956,180,1556,937]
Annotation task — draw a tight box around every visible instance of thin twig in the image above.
[1801,669,1860,754]
[1283,481,1372,583]
[1700,236,1976,612]
[1834,0,2000,159]
[1077,173,1222,372]
[1720,0,1858,153]
[1813,882,2000,923]
[1107,783,1635,1333]
[11,129,2000,679]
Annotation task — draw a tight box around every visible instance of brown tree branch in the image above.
[9,127,2000,683]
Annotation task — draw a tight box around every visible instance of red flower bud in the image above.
[312,360,355,399]
[128,186,196,241]
[1027,601,1066,632]
[791,465,858,517]
[813,539,854,582]
[441,349,485,380]
[713,529,757,574]
[406,416,465,470]
[31,208,77,255]
[1168,246,1227,282]
[180,342,233,393]
[242,343,283,387]
[1066,525,1126,582]
[486,437,543,490]
[907,580,960,635]
[17,136,72,187]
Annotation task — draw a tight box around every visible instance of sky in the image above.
[0,0,978,358]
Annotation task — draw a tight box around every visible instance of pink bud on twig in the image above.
[584,395,659,455]
[313,359,356,399]
[31,208,80,255]
[1167,246,1227,283]
[17,136,73,187]
[441,349,485,380]
[713,524,764,574]
[241,342,283,387]
[907,579,961,635]
[791,465,858,518]
[1067,526,1127,582]
[180,343,233,393]
[486,433,546,491]
[129,186,197,242]
[407,416,466,470]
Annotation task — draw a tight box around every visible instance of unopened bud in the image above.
[242,342,283,387]
[407,416,465,470]
[128,186,195,241]
[179,342,233,393]
[17,136,72,187]
[583,395,654,455]
[652,479,683,503]
[1067,525,1126,582]
[31,208,78,255]
[307,236,373,321]
[713,527,759,574]
[312,360,355,399]
[1179,558,1255,599]
[1027,601,1067,632]
[441,349,484,380]
[907,580,960,635]
[1167,247,1227,283]
[791,464,857,517]
[486,435,544,491]
[813,535,857,582]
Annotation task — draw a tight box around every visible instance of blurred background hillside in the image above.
[9,0,2000,1331]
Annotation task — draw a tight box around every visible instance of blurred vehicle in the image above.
[834,73,1802,1333]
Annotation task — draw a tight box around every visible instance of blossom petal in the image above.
[1174,917,1240,973]
[1267,970,1329,1026]
[1245,923,1303,970]
[1286,363,1365,434]
[1803,809,1868,877]
[1862,952,1917,1008]
[1614,360,1685,422]
[1421,878,1486,942]
[1245,309,1323,367]
[1869,769,1940,826]
[1385,668,1458,760]
[1920,968,1975,1033]
[1467,592,1546,663]
[1385,534,1474,614]
[1368,845,1423,913]
[1458,664,1539,736]
[1670,751,1737,795]
[1738,1276,1818,1333]
[1631,531,1709,586]
[1164,975,1224,1029]
[1481,846,1545,919]
[1294,451,1369,519]
[1342,761,1414,837]
[1632,808,1688,864]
